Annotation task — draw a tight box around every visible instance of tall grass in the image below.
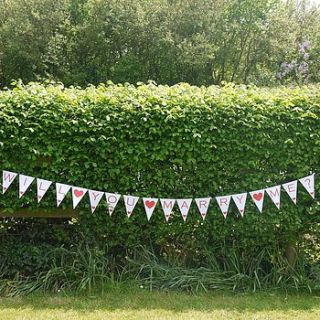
[125,246,313,293]
[0,243,316,296]
[0,243,121,296]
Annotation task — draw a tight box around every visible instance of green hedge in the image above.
[0,82,320,268]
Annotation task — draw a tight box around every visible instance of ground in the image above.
[0,288,320,319]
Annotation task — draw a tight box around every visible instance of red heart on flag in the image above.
[145,200,155,209]
[74,189,84,197]
[253,193,263,201]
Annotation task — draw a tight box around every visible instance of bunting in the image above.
[249,189,265,213]
[37,178,52,202]
[143,198,158,221]
[105,193,121,216]
[1,170,316,221]
[177,199,192,222]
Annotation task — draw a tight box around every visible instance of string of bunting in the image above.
[1,170,316,221]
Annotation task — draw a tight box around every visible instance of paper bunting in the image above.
[37,178,52,202]
[72,187,87,209]
[124,195,139,217]
[56,183,71,206]
[265,185,281,209]
[1,170,316,220]
[216,195,231,218]
[143,198,158,221]
[160,199,175,222]
[2,170,17,194]
[177,199,192,222]
[88,190,104,213]
[195,197,211,220]
[232,192,247,217]
[105,193,121,216]
[250,189,265,213]
[300,174,315,198]
[19,174,35,198]
[282,180,298,204]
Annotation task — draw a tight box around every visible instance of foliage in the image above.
[0,0,320,87]
[0,82,320,293]
[126,246,313,293]
[0,242,119,296]
[0,242,314,296]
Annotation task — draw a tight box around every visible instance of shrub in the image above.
[0,82,319,286]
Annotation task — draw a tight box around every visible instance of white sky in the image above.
[310,0,320,5]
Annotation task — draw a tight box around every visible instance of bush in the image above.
[0,82,320,289]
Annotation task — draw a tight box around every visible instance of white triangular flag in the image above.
[124,195,139,217]
[266,185,281,209]
[160,198,175,222]
[177,199,192,222]
[282,180,298,204]
[72,186,87,209]
[195,197,211,220]
[88,190,104,213]
[37,178,52,202]
[19,174,35,198]
[232,192,247,217]
[249,189,265,213]
[299,174,315,199]
[56,183,71,207]
[105,193,121,216]
[216,195,231,218]
[143,198,158,221]
[2,170,17,194]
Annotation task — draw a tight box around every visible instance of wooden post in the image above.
[0,208,80,218]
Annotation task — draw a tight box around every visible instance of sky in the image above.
[309,0,320,6]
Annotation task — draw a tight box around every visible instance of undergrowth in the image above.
[0,243,318,297]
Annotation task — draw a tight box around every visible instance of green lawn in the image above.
[0,288,320,319]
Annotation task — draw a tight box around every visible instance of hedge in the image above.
[0,81,320,269]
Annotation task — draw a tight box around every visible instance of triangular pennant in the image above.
[177,199,192,222]
[160,198,175,222]
[195,197,211,220]
[249,189,265,213]
[143,198,158,221]
[299,174,315,199]
[2,170,17,194]
[105,193,121,216]
[216,195,231,218]
[37,178,52,202]
[72,187,87,209]
[123,195,139,217]
[282,180,298,204]
[56,183,71,207]
[265,185,281,209]
[231,192,247,217]
[19,174,35,198]
[88,190,104,213]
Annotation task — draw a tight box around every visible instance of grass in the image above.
[0,287,320,319]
